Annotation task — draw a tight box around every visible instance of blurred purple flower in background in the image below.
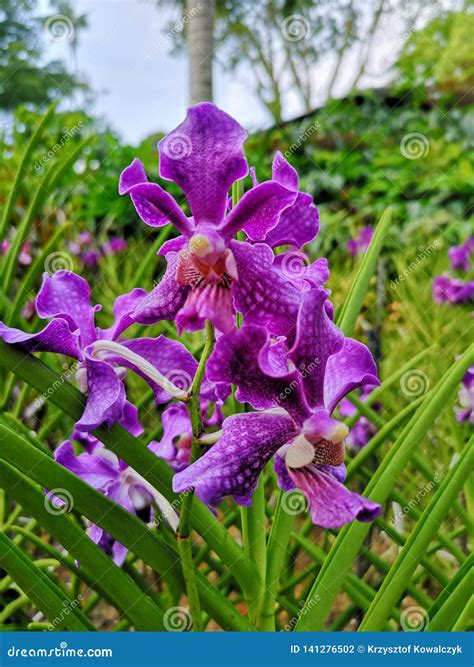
[347,226,374,257]
[455,366,474,424]
[432,275,474,305]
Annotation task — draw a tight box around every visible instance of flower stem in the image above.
[258,490,295,630]
[241,478,267,627]
[177,321,215,631]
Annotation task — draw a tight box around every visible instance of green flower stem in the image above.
[0,341,258,601]
[258,490,295,630]
[177,321,215,631]
[241,478,267,627]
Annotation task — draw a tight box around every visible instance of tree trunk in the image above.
[186,0,214,104]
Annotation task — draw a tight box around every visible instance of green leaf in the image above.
[336,207,392,335]
[0,459,166,630]
[0,533,95,631]
[359,437,473,630]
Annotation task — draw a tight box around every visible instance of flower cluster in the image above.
[0,103,382,562]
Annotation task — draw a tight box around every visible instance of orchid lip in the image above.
[90,339,189,401]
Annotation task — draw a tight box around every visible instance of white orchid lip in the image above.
[285,434,315,469]
[90,340,189,400]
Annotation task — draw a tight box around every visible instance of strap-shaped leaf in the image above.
[0,459,166,630]
[0,533,94,631]
[0,422,253,631]
[336,207,392,335]
[359,438,473,630]
[428,557,473,631]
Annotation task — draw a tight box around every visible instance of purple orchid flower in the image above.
[432,275,474,305]
[173,288,382,528]
[54,436,178,565]
[0,271,198,432]
[103,237,128,256]
[119,103,316,335]
[338,385,380,449]
[347,226,374,257]
[150,395,224,472]
[448,238,473,272]
[455,365,474,424]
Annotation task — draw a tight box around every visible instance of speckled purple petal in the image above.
[133,253,190,325]
[173,411,297,506]
[220,181,297,241]
[120,335,197,403]
[36,271,98,347]
[100,288,148,341]
[288,465,381,528]
[272,151,299,190]
[264,193,319,249]
[231,240,301,337]
[207,325,310,423]
[129,182,193,237]
[75,358,126,431]
[118,158,148,195]
[159,103,248,226]
[289,289,344,409]
[0,319,81,359]
[324,338,379,413]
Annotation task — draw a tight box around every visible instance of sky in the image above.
[39,0,439,145]
[42,0,271,144]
